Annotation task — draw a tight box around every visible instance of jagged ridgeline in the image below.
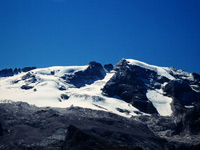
[0,59,200,150]
[0,59,200,117]
[0,67,36,77]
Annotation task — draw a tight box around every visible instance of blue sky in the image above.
[0,0,200,73]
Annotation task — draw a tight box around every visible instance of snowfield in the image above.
[0,65,140,118]
[1,58,194,117]
[146,89,173,116]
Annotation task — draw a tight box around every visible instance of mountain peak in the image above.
[1,58,200,149]
[0,59,200,117]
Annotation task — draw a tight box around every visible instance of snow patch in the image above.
[184,105,194,109]
[33,65,88,77]
[146,89,173,116]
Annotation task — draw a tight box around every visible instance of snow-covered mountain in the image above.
[1,59,200,117]
[1,59,200,150]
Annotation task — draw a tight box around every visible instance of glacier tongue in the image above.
[146,89,173,116]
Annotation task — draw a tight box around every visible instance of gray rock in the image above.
[102,59,158,114]
[21,85,34,90]
[0,121,3,136]
[61,94,69,100]
[58,85,66,91]
[163,80,200,105]
[21,72,37,83]
[62,61,106,88]
[104,64,113,72]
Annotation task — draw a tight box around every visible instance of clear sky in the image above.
[0,0,200,73]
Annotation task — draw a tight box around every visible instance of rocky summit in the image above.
[0,59,200,150]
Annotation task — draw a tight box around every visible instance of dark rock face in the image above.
[104,64,113,72]
[58,85,67,91]
[61,94,69,100]
[62,125,112,150]
[0,121,3,136]
[102,59,158,114]
[0,67,36,77]
[136,114,200,150]
[181,103,200,134]
[21,67,36,72]
[21,85,34,90]
[21,72,37,83]
[62,125,145,150]
[0,102,172,150]
[163,80,200,105]
[62,61,106,88]
[0,68,14,77]
[102,59,200,115]
[0,101,200,149]
[170,98,186,115]
[162,79,200,116]
[192,73,200,84]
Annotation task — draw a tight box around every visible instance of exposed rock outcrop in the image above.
[104,63,113,72]
[0,102,172,150]
[21,85,34,90]
[62,61,106,87]
[163,80,200,105]
[0,121,3,136]
[102,59,158,114]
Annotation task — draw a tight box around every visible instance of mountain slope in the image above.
[103,59,200,115]
[0,59,200,117]
[1,58,200,150]
[0,61,139,117]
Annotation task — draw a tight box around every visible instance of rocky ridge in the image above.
[0,58,200,149]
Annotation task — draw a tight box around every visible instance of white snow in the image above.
[32,65,88,77]
[0,66,88,108]
[0,66,140,118]
[64,72,140,117]
[126,59,175,80]
[0,60,178,117]
[146,89,173,116]
[184,105,194,109]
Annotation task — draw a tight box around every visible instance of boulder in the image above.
[58,85,66,91]
[21,85,34,90]
[61,94,69,100]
